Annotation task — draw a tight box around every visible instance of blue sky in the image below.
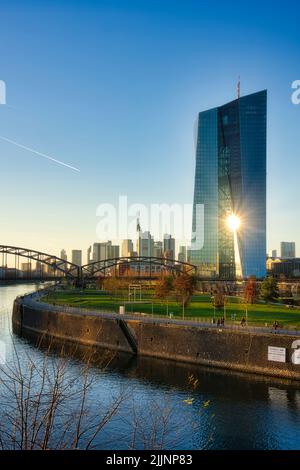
[0,0,299,261]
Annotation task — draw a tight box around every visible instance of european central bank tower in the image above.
[190,90,267,279]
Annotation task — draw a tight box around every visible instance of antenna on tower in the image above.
[237,75,241,99]
[136,212,142,256]
[137,212,141,234]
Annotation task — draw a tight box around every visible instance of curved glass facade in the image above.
[191,90,267,279]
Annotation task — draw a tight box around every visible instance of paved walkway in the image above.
[18,290,300,338]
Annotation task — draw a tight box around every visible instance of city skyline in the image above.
[0,1,299,258]
[1,1,300,458]
[61,231,179,266]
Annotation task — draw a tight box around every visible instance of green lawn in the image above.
[42,290,300,329]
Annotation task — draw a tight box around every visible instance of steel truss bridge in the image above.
[0,246,197,282]
[81,256,196,278]
[0,245,80,280]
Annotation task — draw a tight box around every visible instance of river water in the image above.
[1,283,300,450]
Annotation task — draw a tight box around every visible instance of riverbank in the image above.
[42,289,300,329]
[2,282,300,450]
[13,292,300,381]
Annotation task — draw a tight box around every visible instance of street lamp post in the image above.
[211,296,216,322]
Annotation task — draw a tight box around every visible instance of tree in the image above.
[292,283,300,305]
[173,274,197,317]
[96,277,104,290]
[211,284,225,309]
[260,276,279,302]
[0,339,193,450]
[0,343,124,450]
[155,276,173,301]
[244,276,258,304]
[155,276,174,316]
[102,277,130,296]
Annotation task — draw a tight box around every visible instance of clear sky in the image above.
[0,0,299,262]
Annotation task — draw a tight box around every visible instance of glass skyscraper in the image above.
[191,90,267,279]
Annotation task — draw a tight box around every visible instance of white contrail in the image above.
[0,135,80,172]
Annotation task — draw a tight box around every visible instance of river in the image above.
[1,283,300,450]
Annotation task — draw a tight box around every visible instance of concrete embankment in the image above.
[12,294,300,380]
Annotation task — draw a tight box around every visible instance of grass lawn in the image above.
[42,290,300,329]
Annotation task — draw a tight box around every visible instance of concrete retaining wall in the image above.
[12,296,300,380]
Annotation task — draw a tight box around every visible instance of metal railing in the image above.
[19,291,300,337]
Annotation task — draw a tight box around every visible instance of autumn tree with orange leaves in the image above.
[173,274,198,318]
[244,276,258,304]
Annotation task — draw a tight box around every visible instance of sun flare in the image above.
[226,214,241,231]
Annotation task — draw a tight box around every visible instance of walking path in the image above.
[18,289,300,338]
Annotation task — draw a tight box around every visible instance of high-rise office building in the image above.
[137,231,154,257]
[271,250,277,258]
[163,234,175,260]
[153,241,163,258]
[121,239,134,257]
[60,249,67,261]
[87,246,92,264]
[92,241,120,262]
[59,249,68,273]
[281,242,295,259]
[107,243,120,259]
[191,90,267,279]
[92,242,107,262]
[72,250,82,266]
[46,258,57,275]
[178,246,187,263]
[35,261,46,274]
[21,263,32,272]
